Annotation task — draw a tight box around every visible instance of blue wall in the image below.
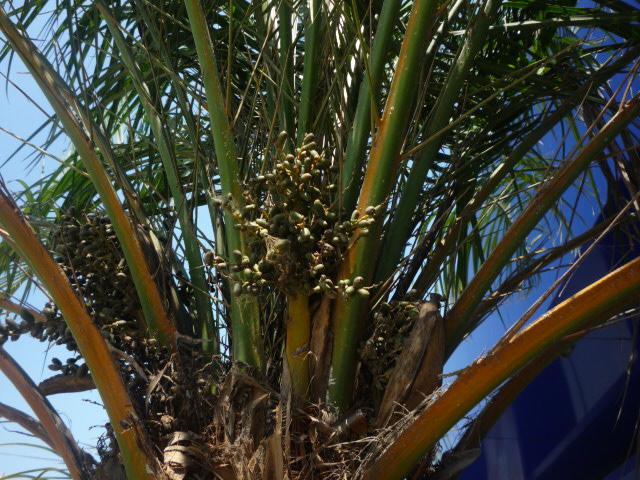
[459,187,640,480]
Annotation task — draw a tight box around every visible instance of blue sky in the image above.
[0,51,107,476]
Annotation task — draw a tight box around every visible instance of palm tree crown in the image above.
[0,1,639,479]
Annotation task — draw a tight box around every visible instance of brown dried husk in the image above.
[90,358,388,480]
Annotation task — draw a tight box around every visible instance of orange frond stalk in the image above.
[0,348,89,479]
[0,401,54,450]
[0,190,158,479]
[363,256,640,480]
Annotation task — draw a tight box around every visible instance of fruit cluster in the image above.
[204,133,382,297]
[0,312,34,345]
[360,301,421,392]
[0,304,77,349]
[0,211,168,381]
[47,355,89,377]
[52,211,141,328]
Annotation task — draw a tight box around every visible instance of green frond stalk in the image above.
[341,0,403,212]
[277,3,295,140]
[184,0,263,369]
[130,0,223,278]
[297,0,322,146]
[472,211,630,323]
[0,6,176,349]
[96,2,216,351]
[479,11,640,33]
[378,0,502,283]
[328,0,440,410]
[363,255,640,480]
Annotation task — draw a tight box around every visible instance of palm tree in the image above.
[0,1,639,478]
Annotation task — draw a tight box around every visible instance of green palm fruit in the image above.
[275,239,291,251]
[76,363,89,378]
[204,250,215,266]
[289,211,305,223]
[275,130,288,148]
